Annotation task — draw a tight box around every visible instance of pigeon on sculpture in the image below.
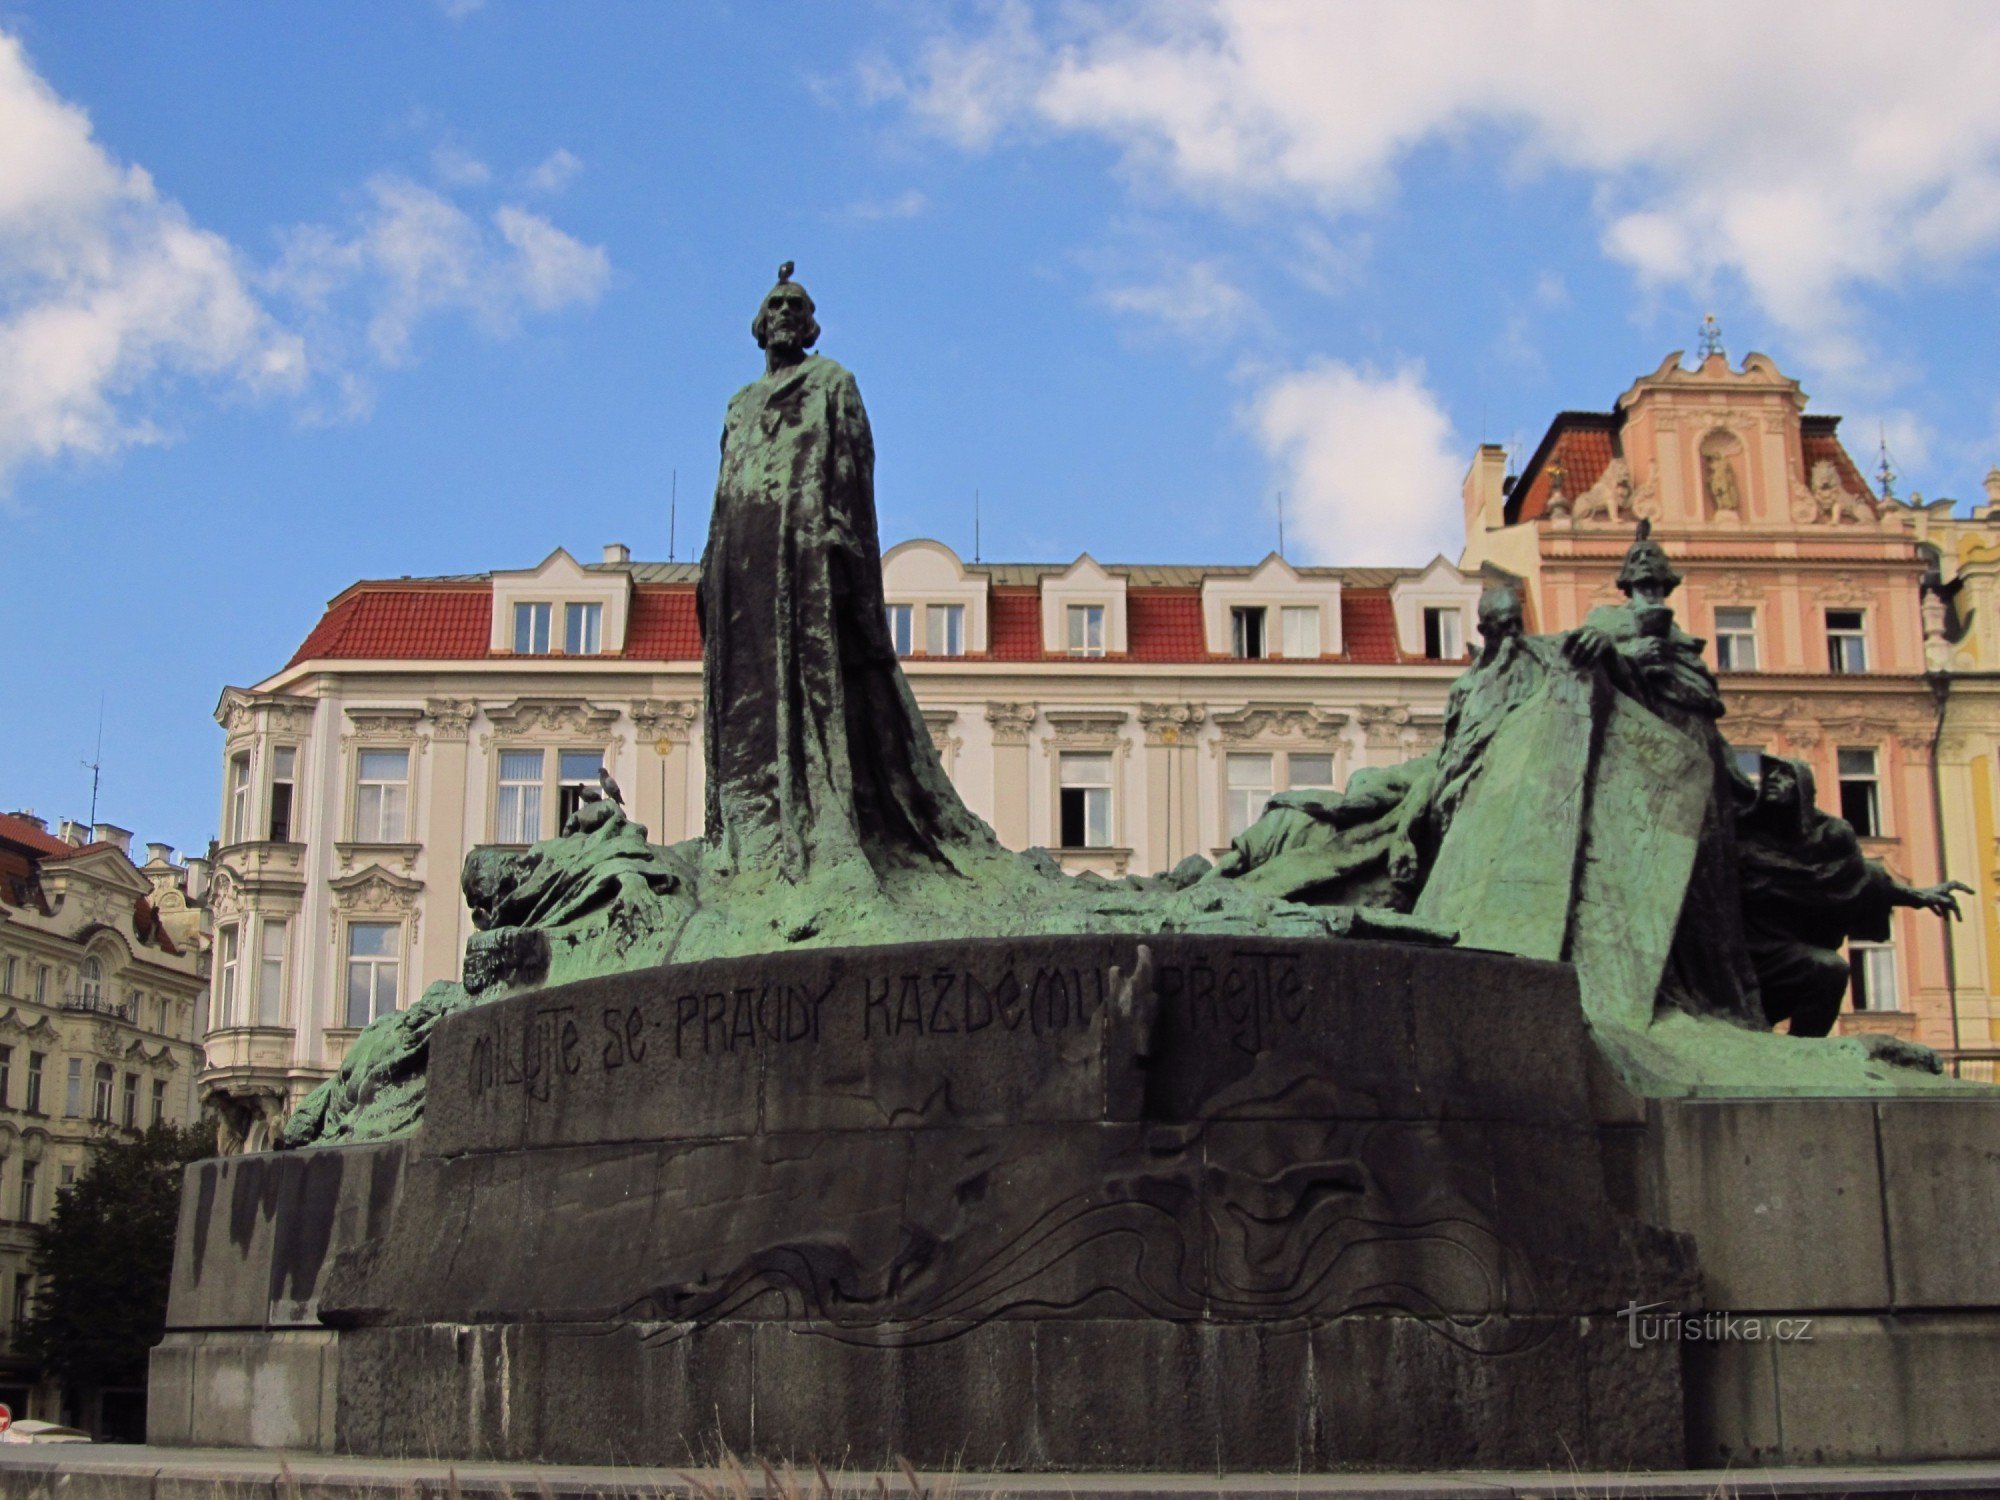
[597,767,625,807]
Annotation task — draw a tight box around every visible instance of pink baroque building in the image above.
[1463,349,1959,1051]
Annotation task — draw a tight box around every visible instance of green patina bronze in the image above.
[282,280,1982,1149]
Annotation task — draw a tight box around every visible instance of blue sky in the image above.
[3,1,1999,854]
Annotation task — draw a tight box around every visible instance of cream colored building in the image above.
[1916,470,2000,1078]
[203,541,1489,1140]
[0,812,209,1418]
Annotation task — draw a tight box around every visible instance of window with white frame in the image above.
[0,956,13,996]
[25,1053,42,1115]
[886,603,914,656]
[257,919,287,1026]
[91,1062,112,1122]
[217,926,240,1028]
[926,604,965,657]
[1067,605,1106,658]
[227,752,252,844]
[33,965,46,1004]
[1837,747,1880,837]
[1058,752,1114,848]
[1226,753,1275,838]
[18,1161,35,1224]
[0,1047,11,1109]
[268,746,297,841]
[1230,606,1268,659]
[122,1072,137,1128]
[1280,606,1321,659]
[1826,609,1868,673]
[64,1058,81,1118]
[564,602,603,655]
[496,749,546,843]
[557,749,603,828]
[513,601,553,655]
[1848,941,1899,1011]
[1423,607,1464,660]
[345,922,401,1028]
[353,749,410,842]
[1288,752,1336,792]
[151,1077,166,1125]
[78,957,102,1007]
[1714,608,1759,671]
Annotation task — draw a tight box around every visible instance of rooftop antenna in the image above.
[668,468,678,562]
[1697,312,1725,362]
[1276,490,1286,560]
[1875,426,1898,502]
[974,488,981,564]
[82,690,104,828]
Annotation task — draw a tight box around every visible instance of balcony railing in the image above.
[59,992,135,1021]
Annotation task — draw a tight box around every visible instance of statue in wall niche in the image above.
[1704,450,1742,515]
[1738,757,1970,1038]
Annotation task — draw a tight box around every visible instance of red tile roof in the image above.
[626,587,702,660]
[0,812,84,859]
[1339,590,1406,664]
[288,585,491,666]
[989,587,1044,661]
[1516,420,1619,523]
[1127,589,1207,661]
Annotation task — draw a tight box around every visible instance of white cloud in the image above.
[0,32,304,497]
[844,187,929,221]
[1100,257,1254,340]
[270,175,609,365]
[431,143,492,188]
[524,148,583,196]
[1249,361,1462,565]
[890,1,2000,369]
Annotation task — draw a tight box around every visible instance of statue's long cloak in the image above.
[700,354,993,882]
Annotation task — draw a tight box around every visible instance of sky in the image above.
[3,0,1999,855]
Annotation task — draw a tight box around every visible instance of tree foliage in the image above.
[20,1123,211,1392]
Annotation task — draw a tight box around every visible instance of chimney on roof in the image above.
[1985,466,2000,511]
[57,818,87,847]
[145,841,177,867]
[92,823,132,855]
[183,855,211,902]
[1463,443,1510,534]
[603,543,631,565]
[9,811,46,834]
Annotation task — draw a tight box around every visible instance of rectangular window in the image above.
[257,920,287,1027]
[217,925,241,1029]
[496,749,545,843]
[1066,605,1106,658]
[1226,753,1275,838]
[513,601,552,655]
[1732,745,1764,785]
[268,746,297,842]
[227,752,252,844]
[33,966,46,1005]
[121,1072,137,1129]
[345,922,401,1028]
[151,1078,166,1125]
[0,1046,9,1109]
[1230,606,1267,660]
[1827,609,1868,673]
[925,604,965,657]
[64,1059,80,1118]
[58,1166,73,1190]
[1849,942,1899,1012]
[17,1162,34,1224]
[886,603,914,656]
[557,750,603,829]
[2,956,15,996]
[1058,752,1114,848]
[11,1275,27,1331]
[1288,753,1336,791]
[25,1054,42,1115]
[1714,608,1759,671]
[1423,607,1464,660]
[564,601,603,655]
[1280,606,1321,659]
[1838,747,1880,837]
[353,749,410,842]
[91,1063,112,1122]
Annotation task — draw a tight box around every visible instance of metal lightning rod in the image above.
[669,469,678,562]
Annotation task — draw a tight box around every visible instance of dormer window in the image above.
[1280,606,1320,658]
[513,602,553,655]
[565,602,602,655]
[886,604,915,656]
[1230,607,1267,659]
[1423,607,1464,659]
[926,604,965,657]
[1068,605,1106,657]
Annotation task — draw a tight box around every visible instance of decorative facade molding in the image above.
[920,708,961,762]
[984,702,1037,746]
[216,687,317,739]
[1569,457,1632,526]
[1137,703,1205,747]
[481,697,622,743]
[1041,709,1130,755]
[333,841,422,877]
[632,698,700,743]
[341,706,428,754]
[423,697,477,742]
[328,864,424,918]
[1211,703,1348,744]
